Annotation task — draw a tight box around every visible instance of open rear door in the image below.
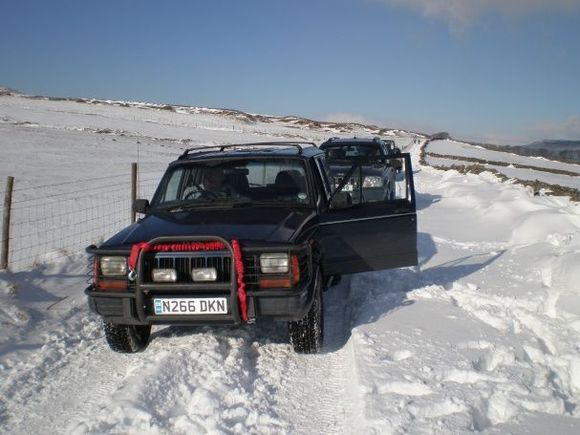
[317,153,417,276]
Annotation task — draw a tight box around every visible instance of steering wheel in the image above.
[183,185,218,200]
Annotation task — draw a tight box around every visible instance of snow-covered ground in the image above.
[1,93,579,434]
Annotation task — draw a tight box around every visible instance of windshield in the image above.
[152,158,311,209]
[323,144,381,159]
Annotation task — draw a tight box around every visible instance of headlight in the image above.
[260,253,289,274]
[362,176,383,188]
[100,256,128,276]
[152,268,177,283]
[191,268,217,282]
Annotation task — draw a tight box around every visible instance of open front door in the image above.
[317,153,417,276]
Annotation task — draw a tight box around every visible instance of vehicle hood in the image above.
[100,207,315,249]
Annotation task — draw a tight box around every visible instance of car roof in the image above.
[172,142,323,165]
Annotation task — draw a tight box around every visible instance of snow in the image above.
[1,94,580,434]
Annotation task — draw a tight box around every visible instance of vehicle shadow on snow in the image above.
[322,233,506,354]
[417,232,438,266]
[415,192,442,211]
[4,268,82,304]
[1,263,87,323]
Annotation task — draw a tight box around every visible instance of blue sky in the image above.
[1,0,579,144]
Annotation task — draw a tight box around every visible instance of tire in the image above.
[288,270,324,354]
[103,321,151,353]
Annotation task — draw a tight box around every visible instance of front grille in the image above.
[244,255,261,291]
[142,251,232,284]
[333,175,359,189]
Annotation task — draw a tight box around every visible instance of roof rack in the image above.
[178,141,316,159]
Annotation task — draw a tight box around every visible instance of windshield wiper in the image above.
[159,198,305,212]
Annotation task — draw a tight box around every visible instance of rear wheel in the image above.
[103,321,151,353]
[288,270,324,354]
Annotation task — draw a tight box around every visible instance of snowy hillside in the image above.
[423,139,580,198]
[1,92,579,434]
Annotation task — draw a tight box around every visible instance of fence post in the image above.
[1,176,14,270]
[131,163,138,223]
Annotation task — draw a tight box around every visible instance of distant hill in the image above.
[524,139,580,151]
[475,139,580,164]
[0,85,426,139]
[508,140,580,163]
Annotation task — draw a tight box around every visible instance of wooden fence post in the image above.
[131,163,138,223]
[1,176,14,270]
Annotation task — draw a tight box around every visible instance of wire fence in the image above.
[1,138,419,272]
[2,166,163,271]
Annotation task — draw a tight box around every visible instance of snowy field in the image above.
[1,93,580,434]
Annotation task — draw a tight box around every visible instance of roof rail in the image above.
[178,141,316,159]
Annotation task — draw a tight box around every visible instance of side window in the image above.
[162,167,185,202]
[245,160,306,186]
[246,161,279,185]
[315,157,332,198]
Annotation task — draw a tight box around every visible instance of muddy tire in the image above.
[288,270,324,354]
[103,321,151,353]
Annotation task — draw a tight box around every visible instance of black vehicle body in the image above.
[86,141,418,353]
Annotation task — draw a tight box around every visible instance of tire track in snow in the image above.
[274,277,352,434]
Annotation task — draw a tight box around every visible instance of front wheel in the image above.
[288,270,324,354]
[103,321,151,353]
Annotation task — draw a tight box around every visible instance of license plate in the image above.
[153,297,228,315]
[343,184,354,192]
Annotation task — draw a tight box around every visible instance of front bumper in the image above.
[86,237,315,325]
[85,280,314,325]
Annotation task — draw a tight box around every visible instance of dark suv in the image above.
[86,141,417,354]
[320,137,403,202]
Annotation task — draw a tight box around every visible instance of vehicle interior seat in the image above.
[327,148,346,160]
[274,170,303,195]
[224,172,250,196]
[285,169,306,192]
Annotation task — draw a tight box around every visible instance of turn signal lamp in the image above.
[259,278,291,289]
[259,255,300,289]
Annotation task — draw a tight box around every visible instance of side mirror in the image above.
[330,191,353,209]
[133,199,150,214]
